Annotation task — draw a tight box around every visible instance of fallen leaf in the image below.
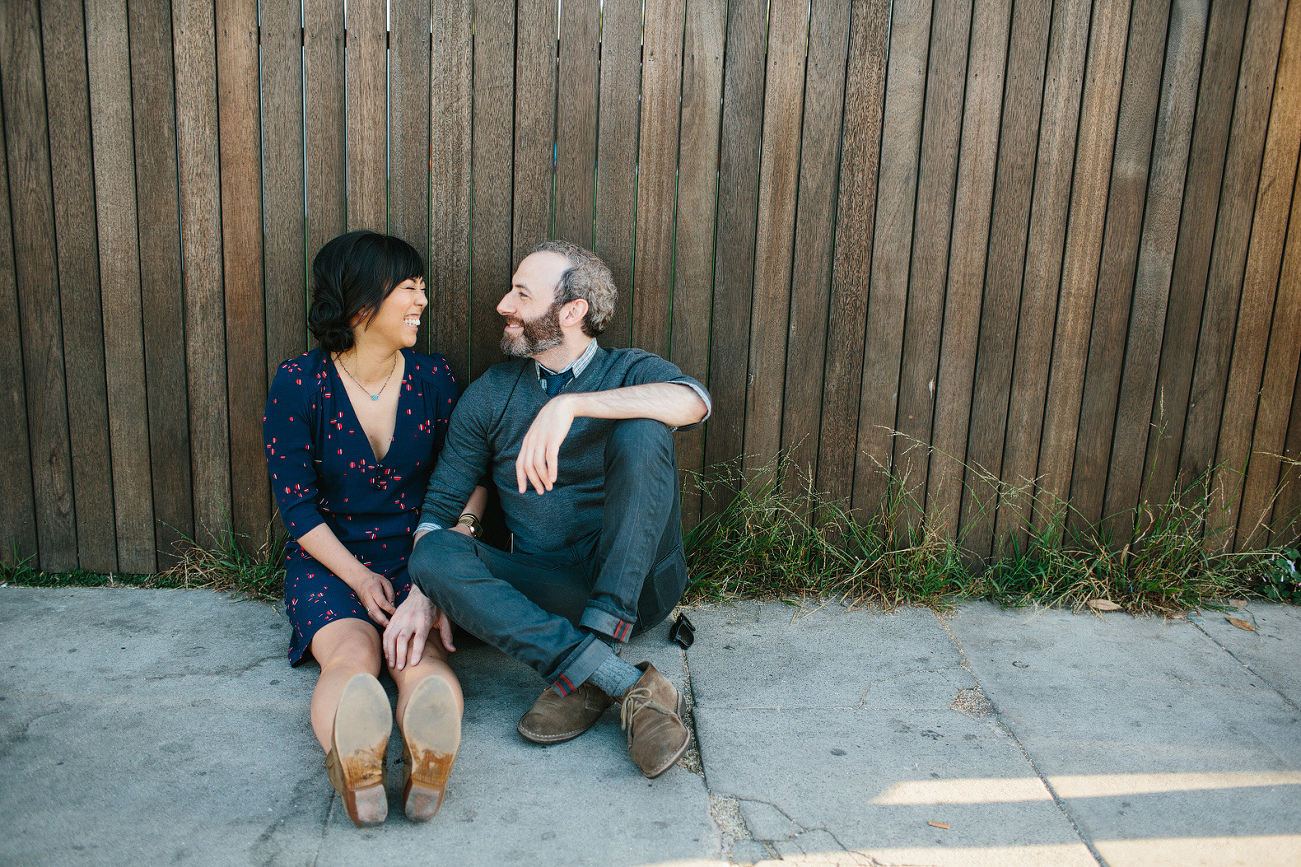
[1087,599,1122,611]
[927,820,950,830]
[1226,616,1255,632]
[1230,599,1249,609]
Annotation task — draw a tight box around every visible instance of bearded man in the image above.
[383,240,710,778]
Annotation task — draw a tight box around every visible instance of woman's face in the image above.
[356,277,427,350]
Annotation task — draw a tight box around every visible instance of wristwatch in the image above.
[457,513,481,538]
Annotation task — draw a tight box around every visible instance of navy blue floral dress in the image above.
[263,348,458,665]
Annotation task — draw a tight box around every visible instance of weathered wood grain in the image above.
[1102,0,1207,542]
[41,0,115,570]
[430,0,473,384]
[847,0,930,513]
[304,0,346,265]
[633,0,687,360]
[779,0,852,489]
[513,0,559,262]
[172,0,232,546]
[88,0,155,571]
[1065,0,1171,531]
[1,0,77,568]
[670,0,725,528]
[130,0,193,564]
[926,0,1013,538]
[345,0,386,232]
[555,0,599,248]
[390,0,432,354]
[959,0,1053,560]
[743,0,810,475]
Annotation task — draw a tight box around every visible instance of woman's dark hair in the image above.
[308,231,425,353]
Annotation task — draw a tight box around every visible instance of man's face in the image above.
[498,252,570,358]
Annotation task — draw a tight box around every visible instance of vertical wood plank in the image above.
[173,0,232,546]
[1102,0,1207,541]
[1237,172,1301,547]
[40,0,115,570]
[0,0,77,569]
[959,0,1053,560]
[742,0,809,474]
[390,0,432,350]
[130,0,193,564]
[469,1,515,379]
[632,0,687,360]
[670,0,726,528]
[1033,0,1131,530]
[345,0,386,231]
[993,0,1093,548]
[430,0,473,382]
[1144,0,1250,501]
[780,0,852,485]
[925,0,1013,537]
[1210,0,1301,550]
[594,0,643,347]
[304,0,346,266]
[1177,2,1287,498]
[704,0,765,500]
[216,0,268,546]
[830,0,892,509]
[1065,0,1170,530]
[1271,352,1301,547]
[555,0,598,247]
[845,0,930,512]
[779,0,852,487]
[87,0,155,571]
[0,94,36,565]
[890,0,972,526]
[262,0,308,374]
[513,0,559,260]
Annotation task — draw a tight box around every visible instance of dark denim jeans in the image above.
[409,419,688,696]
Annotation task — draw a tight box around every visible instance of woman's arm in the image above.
[385,484,488,669]
[294,523,400,625]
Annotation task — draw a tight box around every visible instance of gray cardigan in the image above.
[419,346,708,556]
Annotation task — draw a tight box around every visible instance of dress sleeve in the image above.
[263,361,327,539]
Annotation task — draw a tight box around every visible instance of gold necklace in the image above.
[336,352,398,401]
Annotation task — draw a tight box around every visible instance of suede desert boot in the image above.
[517,681,614,744]
[619,662,690,778]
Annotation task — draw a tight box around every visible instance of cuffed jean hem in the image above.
[580,605,635,642]
[549,632,616,697]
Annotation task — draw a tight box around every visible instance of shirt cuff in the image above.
[415,521,443,536]
[670,379,712,431]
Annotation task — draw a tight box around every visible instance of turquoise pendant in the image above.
[371,394,379,401]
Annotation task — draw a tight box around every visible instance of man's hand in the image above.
[516,394,576,495]
[384,585,455,670]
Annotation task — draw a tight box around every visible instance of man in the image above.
[383,240,710,778]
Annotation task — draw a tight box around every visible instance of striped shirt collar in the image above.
[536,338,599,383]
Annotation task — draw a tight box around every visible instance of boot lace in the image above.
[620,686,654,731]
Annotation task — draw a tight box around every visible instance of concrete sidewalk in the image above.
[1,587,1297,866]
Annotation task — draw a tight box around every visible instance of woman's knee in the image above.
[310,617,382,672]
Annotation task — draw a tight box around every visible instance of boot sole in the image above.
[330,673,391,826]
[401,675,461,821]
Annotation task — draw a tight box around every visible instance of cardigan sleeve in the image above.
[263,359,328,540]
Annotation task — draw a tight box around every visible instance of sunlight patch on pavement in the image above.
[873,771,1301,805]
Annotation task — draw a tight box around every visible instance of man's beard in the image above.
[501,300,565,357]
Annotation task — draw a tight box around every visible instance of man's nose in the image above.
[496,294,512,315]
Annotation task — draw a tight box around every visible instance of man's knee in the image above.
[605,418,674,468]
[407,530,474,593]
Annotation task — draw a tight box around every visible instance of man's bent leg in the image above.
[408,531,618,696]
[580,418,687,644]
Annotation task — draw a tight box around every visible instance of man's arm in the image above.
[516,382,707,495]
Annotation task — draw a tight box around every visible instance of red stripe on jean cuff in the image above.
[554,674,576,696]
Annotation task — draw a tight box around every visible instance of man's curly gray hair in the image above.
[532,240,617,336]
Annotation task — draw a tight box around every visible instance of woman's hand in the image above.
[384,585,455,670]
[349,569,397,626]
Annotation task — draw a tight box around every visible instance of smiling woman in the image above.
[263,231,487,826]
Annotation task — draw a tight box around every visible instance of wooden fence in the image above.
[1,0,1299,574]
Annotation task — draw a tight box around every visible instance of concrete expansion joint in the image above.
[933,610,1109,867]
[1192,622,1301,713]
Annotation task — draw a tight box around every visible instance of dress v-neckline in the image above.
[330,350,406,464]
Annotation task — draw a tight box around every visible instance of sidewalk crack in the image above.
[1193,622,1301,713]
[934,610,1110,867]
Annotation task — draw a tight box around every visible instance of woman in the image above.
[264,231,484,826]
